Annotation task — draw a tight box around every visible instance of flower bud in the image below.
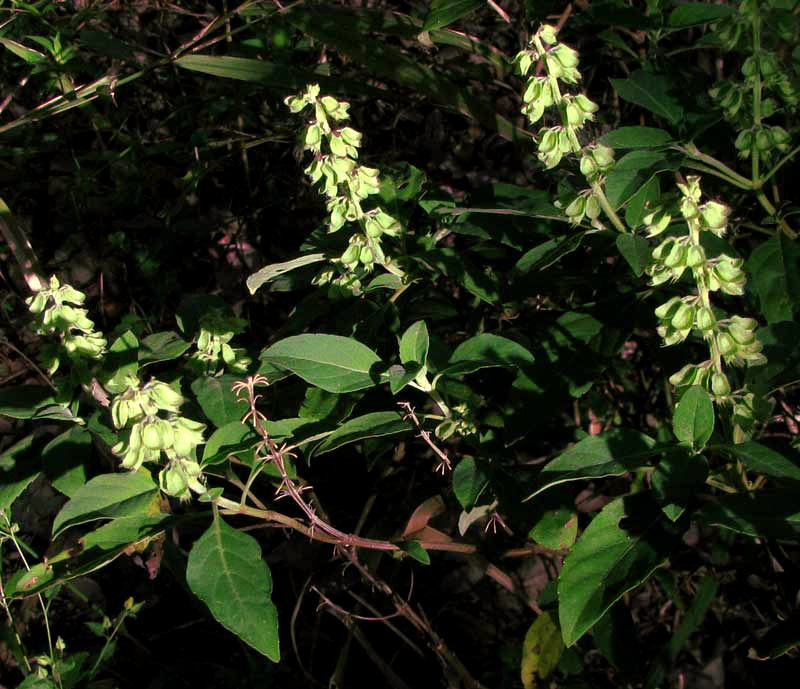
[716,332,736,356]
[685,245,706,269]
[701,201,729,233]
[359,246,374,268]
[538,25,558,46]
[663,241,687,268]
[340,243,360,266]
[578,197,597,224]
[142,422,164,451]
[654,297,680,320]
[671,303,695,330]
[768,126,791,152]
[735,130,753,157]
[711,372,731,398]
[695,307,715,332]
[754,128,772,153]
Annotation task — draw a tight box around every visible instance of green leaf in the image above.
[191,375,248,428]
[427,248,501,304]
[399,320,430,366]
[42,426,90,497]
[524,430,658,500]
[605,150,675,208]
[0,435,39,513]
[177,55,292,84]
[52,471,160,536]
[624,175,661,230]
[422,0,483,31]
[668,3,736,27]
[246,253,326,294]
[202,421,258,466]
[262,334,382,393]
[727,441,800,481]
[402,539,431,564]
[700,489,800,540]
[0,385,56,419]
[615,234,652,276]
[452,457,490,510]
[104,330,140,393]
[747,234,800,324]
[599,127,674,149]
[4,512,168,600]
[186,516,280,661]
[651,448,708,521]
[512,234,585,274]
[139,331,191,364]
[558,495,677,646]
[529,505,578,550]
[521,611,564,689]
[450,333,535,369]
[0,37,46,64]
[610,70,684,125]
[314,412,411,455]
[672,386,714,450]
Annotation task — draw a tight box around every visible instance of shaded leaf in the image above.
[314,412,411,455]
[605,150,675,208]
[186,516,280,661]
[747,234,800,324]
[247,253,326,295]
[700,489,800,540]
[42,426,90,498]
[672,386,714,451]
[0,435,39,513]
[616,234,652,276]
[727,441,800,481]
[600,127,674,149]
[139,331,191,364]
[450,333,535,369]
[525,430,658,500]
[0,385,56,419]
[422,0,483,31]
[191,375,248,428]
[669,3,736,27]
[521,611,564,689]
[558,495,677,646]
[610,70,684,125]
[452,457,490,510]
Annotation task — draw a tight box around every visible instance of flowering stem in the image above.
[590,180,627,234]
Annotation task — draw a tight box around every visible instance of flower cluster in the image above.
[644,176,765,433]
[111,376,206,500]
[285,84,404,297]
[190,308,250,375]
[515,25,614,229]
[710,2,797,161]
[26,275,107,373]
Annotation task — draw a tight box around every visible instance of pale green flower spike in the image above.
[646,176,765,440]
[284,85,405,296]
[515,25,619,232]
[26,275,107,373]
[110,376,207,500]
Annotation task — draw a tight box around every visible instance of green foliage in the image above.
[2,1,800,687]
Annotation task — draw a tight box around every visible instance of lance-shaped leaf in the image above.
[262,334,382,393]
[247,253,326,295]
[314,411,412,455]
[558,494,678,646]
[186,516,280,661]
[524,429,658,501]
